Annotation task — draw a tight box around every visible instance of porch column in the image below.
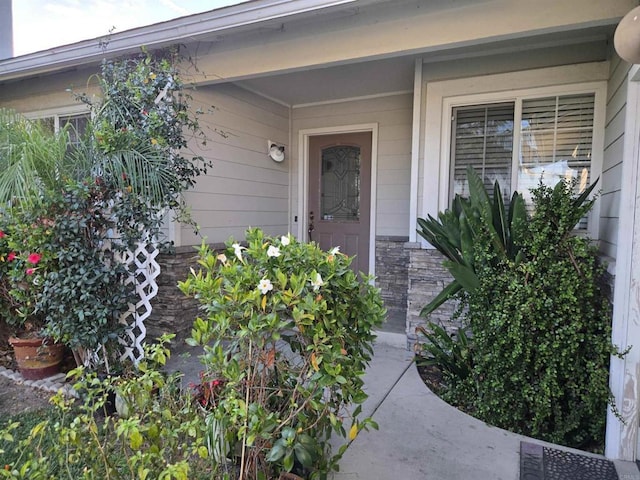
[605,65,640,461]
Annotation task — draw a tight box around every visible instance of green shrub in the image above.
[416,321,476,410]
[466,180,617,448]
[418,175,622,450]
[0,335,217,480]
[37,181,131,364]
[416,322,473,386]
[179,228,386,479]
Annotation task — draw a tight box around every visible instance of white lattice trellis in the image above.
[117,242,161,364]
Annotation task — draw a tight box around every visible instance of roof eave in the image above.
[0,0,357,81]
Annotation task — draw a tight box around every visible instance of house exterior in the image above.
[1,0,640,460]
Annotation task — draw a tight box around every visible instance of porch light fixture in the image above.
[268,140,285,163]
[615,6,640,64]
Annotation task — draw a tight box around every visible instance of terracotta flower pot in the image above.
[8,336,64,380]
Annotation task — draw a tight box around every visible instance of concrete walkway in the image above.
[165,334,640,480]
[332,336,640,480]
[332,339,523,479]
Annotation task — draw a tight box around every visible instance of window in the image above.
[449,93,596,227]
[59,113,89,146]
[26,110,90,147]
[451,103,514,200]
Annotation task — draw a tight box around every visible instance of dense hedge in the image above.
[419,176,621,450]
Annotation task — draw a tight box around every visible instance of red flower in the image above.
[0,230,5,238]
[7,252,16,261]
[27,253,41,265]
[26,268,35,275]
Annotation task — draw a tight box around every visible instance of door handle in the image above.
[308,211,314,241]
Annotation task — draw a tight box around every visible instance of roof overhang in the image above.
[0,0,363,82]
[0,0,632,106]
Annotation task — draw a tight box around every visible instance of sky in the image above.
[11,0,250,57]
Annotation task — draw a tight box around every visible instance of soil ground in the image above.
[0,375,53,417]
[0,333,59,419]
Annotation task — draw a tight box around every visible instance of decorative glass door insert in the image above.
[320,145,361,221]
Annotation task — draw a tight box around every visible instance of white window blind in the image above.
[518,94,594,200]
[450,103,514,201]
[449,93,595,228]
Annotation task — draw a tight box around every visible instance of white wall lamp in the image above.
[615,6,640,64]
[268,141,285,163]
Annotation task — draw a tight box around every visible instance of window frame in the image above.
[23,105,91,133]
[437,82,606,239]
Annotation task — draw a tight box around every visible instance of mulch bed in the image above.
[415,359,445,394]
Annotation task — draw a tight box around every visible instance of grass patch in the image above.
[0,407,59,473]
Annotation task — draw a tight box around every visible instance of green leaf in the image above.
[266,443,286,463]
[283,452,295,472]
[129,430,143,450]
[294,443,314,468]
[420,281,462,317]
[281,426,296,441]
[445,262,480,292]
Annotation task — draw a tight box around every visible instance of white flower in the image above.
[310,272,324,291]
[232,243,244,262]
[329,246,340,255]
[267,245,281,258]
[217,253,227,264]
[280,235,290,246]
[258,278,274,295]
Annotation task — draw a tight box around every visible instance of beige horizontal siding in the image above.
[0,66,100,112]
[601,52,631,259]
[181,84,290,246]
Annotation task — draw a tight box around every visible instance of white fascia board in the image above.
[0,0,356,81]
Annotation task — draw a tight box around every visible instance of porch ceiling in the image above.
[237,55,416,106]
[234,25,614,107]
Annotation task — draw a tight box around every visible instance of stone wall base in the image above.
[141,244,616,351]
[406,244,457,347]
[375,236,409,313]
[146,248,201,341]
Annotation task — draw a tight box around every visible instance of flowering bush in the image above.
[0,48,210,369]
[0,206,57,334]
[73,48,210,247]
[36,181,132,365]
[179,228,386,479]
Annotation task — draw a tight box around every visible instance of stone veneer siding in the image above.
[143,246,617,350]
[145,246,205,341]
[406,244,457,346]
[375,236,409,313]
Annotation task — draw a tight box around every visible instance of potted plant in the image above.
[37,181,132,369]
[0,205,64,380]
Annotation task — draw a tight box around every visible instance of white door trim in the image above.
[298,123,378,276]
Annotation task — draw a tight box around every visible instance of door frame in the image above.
[298,123,378,276]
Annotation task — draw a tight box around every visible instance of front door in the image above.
[308,132,372,274]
